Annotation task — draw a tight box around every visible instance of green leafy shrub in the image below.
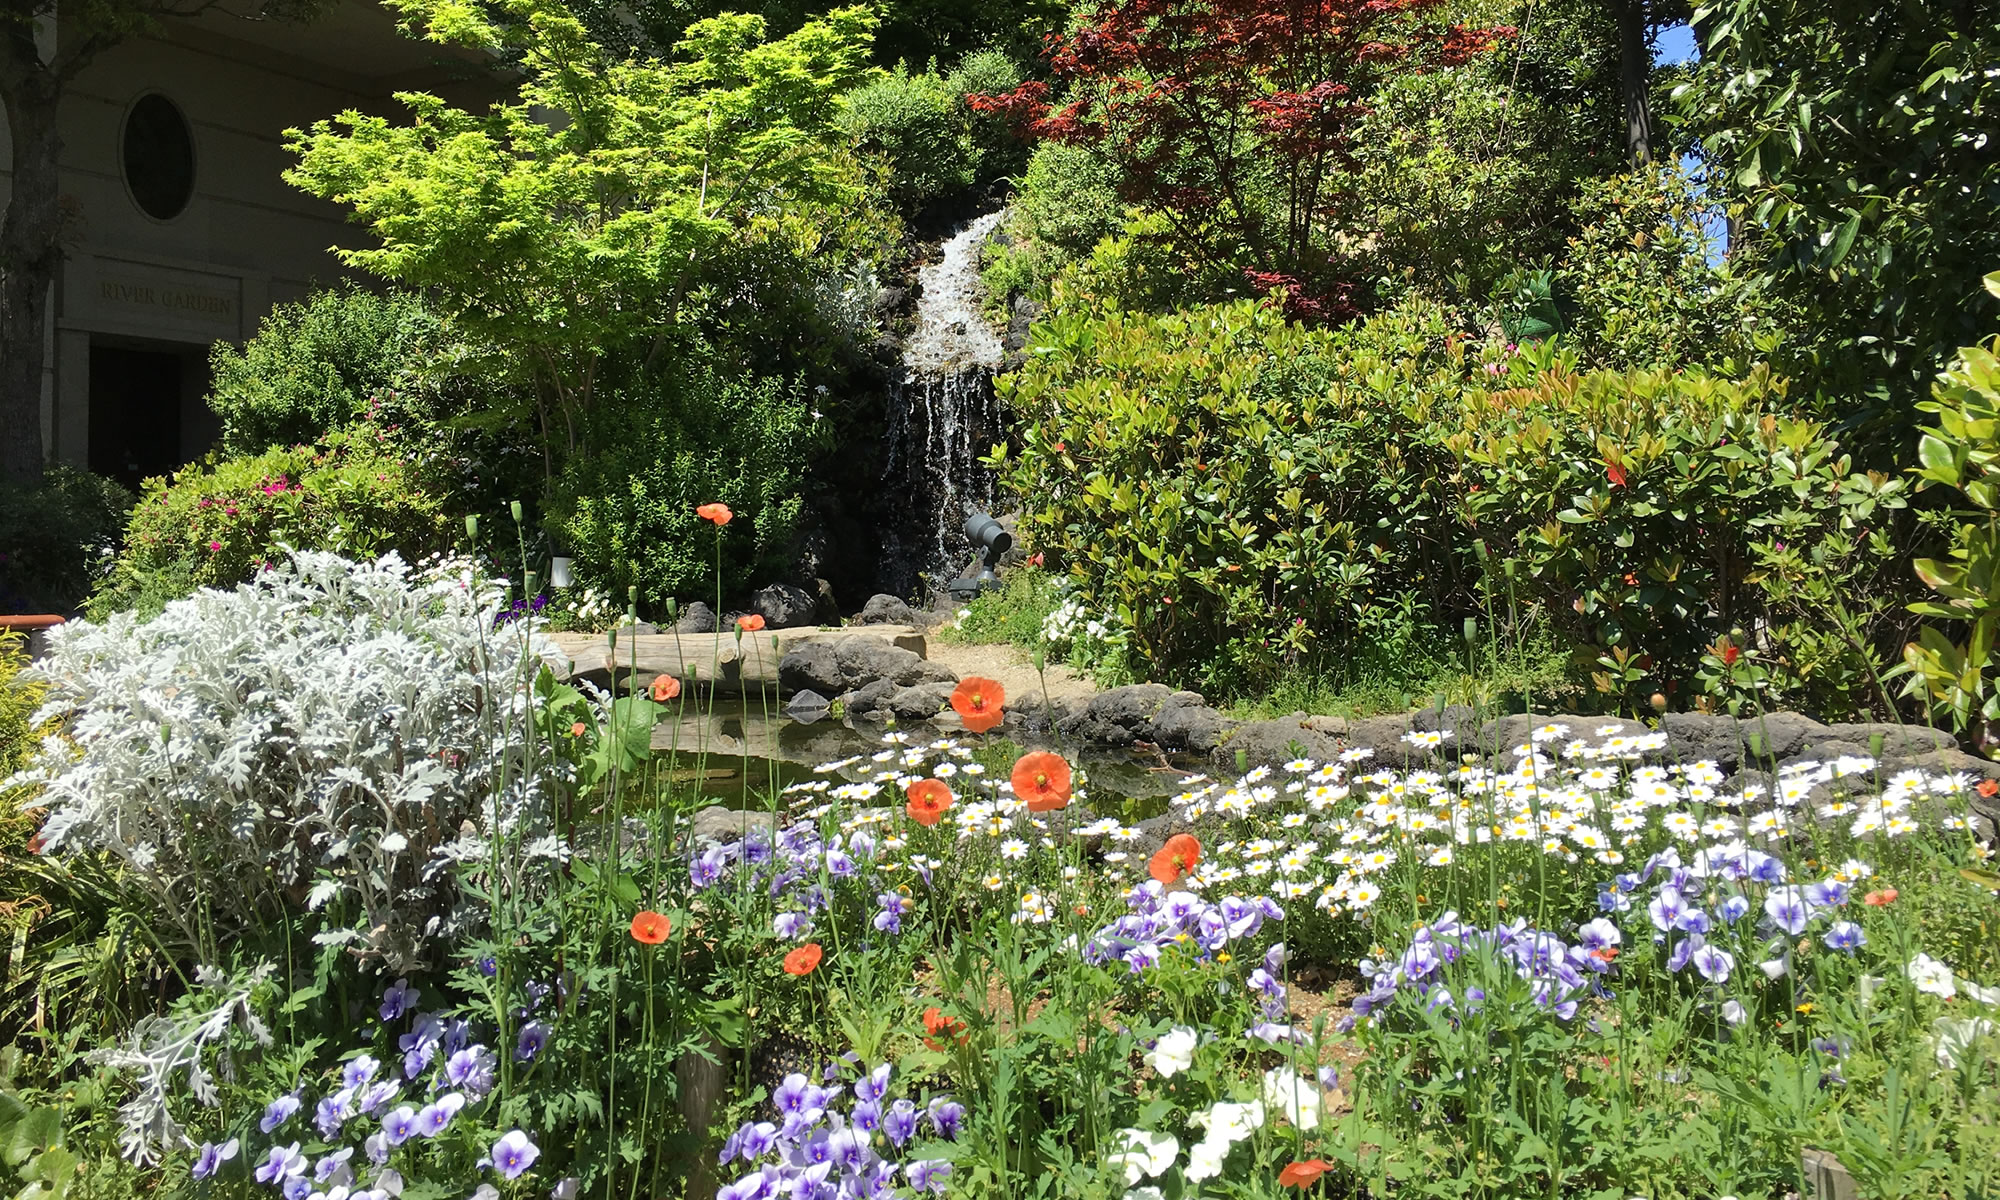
[982,142,1126,304]
[840,64,974,211]
[207,285,453,455]
[0,467,133,615]
[553,347,820,613]
[90,423,455,618]
[999,298,1918,710]
[945,48,1025,182]
[1902,271,2000,739]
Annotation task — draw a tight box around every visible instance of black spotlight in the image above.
[948,510,1012,600]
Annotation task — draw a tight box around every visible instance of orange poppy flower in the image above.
[736,613,766,633]
[650,674,682,702]
[570,721,588,737]
[922,1006,967,1050]
[1011,751,1072,812]
[950,676,1005,734]
[1979,779,1999,798]
[783,943,823,976]
[629,910,671,944]
[1864,888,1898,907]
[1148,834,1202,884]
[906,779,955,826]
[1278,1160,1332,1188]
[696,502,733,526]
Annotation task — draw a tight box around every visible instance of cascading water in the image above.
[878,210,1010,599]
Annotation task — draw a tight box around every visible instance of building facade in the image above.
[1,1,485,488]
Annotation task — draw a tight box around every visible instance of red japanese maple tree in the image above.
[972,0,1510,319]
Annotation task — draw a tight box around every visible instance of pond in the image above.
[649,699,1200,819]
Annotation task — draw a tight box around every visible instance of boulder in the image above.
[857,594,917,626]
[751,583,820,630]
[1064,684,1178,744]
[835,639,926,689]
[1824,722,1958,758]
[1663,711,1743,770]
[1151,693,1233,754]
[689,805,776,845]
[843,678,899,718]
[778,641,845,696]
[887,682,956,721]
[1212,718,1343,772]
[911,660,959,686]
[675,601,718,634]
[1740,712,1831,761]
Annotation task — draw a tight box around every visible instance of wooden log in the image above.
[544,625,928,695]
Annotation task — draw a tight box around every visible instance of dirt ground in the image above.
[926,638,1101,710]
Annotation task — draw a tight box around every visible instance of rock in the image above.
[1343,713,1417,762]
[1410,703,1479,734]
[785,689,832,723]
[675,601,717,634]
[812,579,841,626]
[1302,715,1348,736]
[911,660,959,686]
[844,678,899,717]
[751,583,819,630]
[689,805,776,845]
[857,593,917,626]
[1663,711,1743,770]
[1064,684,1178,744]
[1824,722,1958,758]
[1212,718,1343,772]
[834,639,926,689]
[778,642,845,696]
[1151,693,1233,754]
[887,682,956,721]
[1740,711,1831,761]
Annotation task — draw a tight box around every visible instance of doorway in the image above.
[87,342,213,489]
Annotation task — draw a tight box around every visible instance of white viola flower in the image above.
[1261,1067,1321,1131]
[1933,1016,1997,1069]
[1182,1138,1230,1183]
[1143,1027,1198,1078]
[1908,953,1958,1000]
[1105,1130,1179,1185]
[1189,1100,1265,1146]
[1963,978,2000,1007]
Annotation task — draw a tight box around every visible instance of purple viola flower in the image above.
[775,1073,816,1115]
[315,1089,354,1139]
[1648,885,1687,933]
[254,1143,306,1185]
[446,1046,498,1099]
[281,1178,311,1200]
[1747,853,1787,885]
[1668,933,1702,974]
[824,850,857,879]
[854,1063,892,1103]
[1764,886,1814,936]
[192,1138,239,1180]
[871,893,907,935]
[827,1127,874,1174]
[847,830,877,861]
[691,848,728,889]
[359,1079,401,1116]
[1247,1021,1308,1045]
[379,978,419,1023]
[1690,943,1736,984]
[342,1054,380,1091]
[313,1148,354,1186]
[363,1132,390,1165]
[260,1092,301,1133]
[1318,1065,1341,1091]
[491,1130,540,1180]
[927,1098,965,1139]
[1719,894,1752,923]
[1806,879,1851,908]
[477,956,498,978]
[735,1121,777,1162]
[515,1021,549,1062]
[850,1099,882,1133]
[401,1013,444,1078]
[1823,920,1866,952]
[415,1093,465,1137]
[882,1099,919,1148]
[382,1105,419,1146]
[907,1160,951,1194]
[1576,918,1621,952]
[773,911,812,939]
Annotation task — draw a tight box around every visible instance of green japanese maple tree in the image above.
[285,0,875,470]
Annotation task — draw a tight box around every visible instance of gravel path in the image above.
[925,639,1100,710]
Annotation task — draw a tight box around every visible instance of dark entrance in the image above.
[88,345,187,489]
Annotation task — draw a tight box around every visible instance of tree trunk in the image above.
[1617,0,1654,166]
[0,56,63,486]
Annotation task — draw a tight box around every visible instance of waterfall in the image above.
[878,210,1009,599]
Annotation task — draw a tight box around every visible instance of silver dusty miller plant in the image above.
[89,963,275,1165]
[11,551,578,969]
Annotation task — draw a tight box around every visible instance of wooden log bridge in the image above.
[544,624,930,696]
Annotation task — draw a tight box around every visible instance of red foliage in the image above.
[969,0,1511,319]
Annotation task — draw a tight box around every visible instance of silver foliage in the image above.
[8,552,575,969]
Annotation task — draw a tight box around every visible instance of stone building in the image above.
[0,1,486,487]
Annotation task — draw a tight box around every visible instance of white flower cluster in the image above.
[1041,591,1118,653]
[10,552,577,968]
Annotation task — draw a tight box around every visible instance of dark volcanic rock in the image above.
[1063,684,1178,744]
[887,682,955,721]
[834,639,926,689]
[1151,693,1233,753]
[1213,718,1343,771]
[857,594,918,626]
[778,641,844,695]
[751,583,820,630]
[674,601,717,634]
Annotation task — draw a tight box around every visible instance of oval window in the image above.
[122,94,196,221]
